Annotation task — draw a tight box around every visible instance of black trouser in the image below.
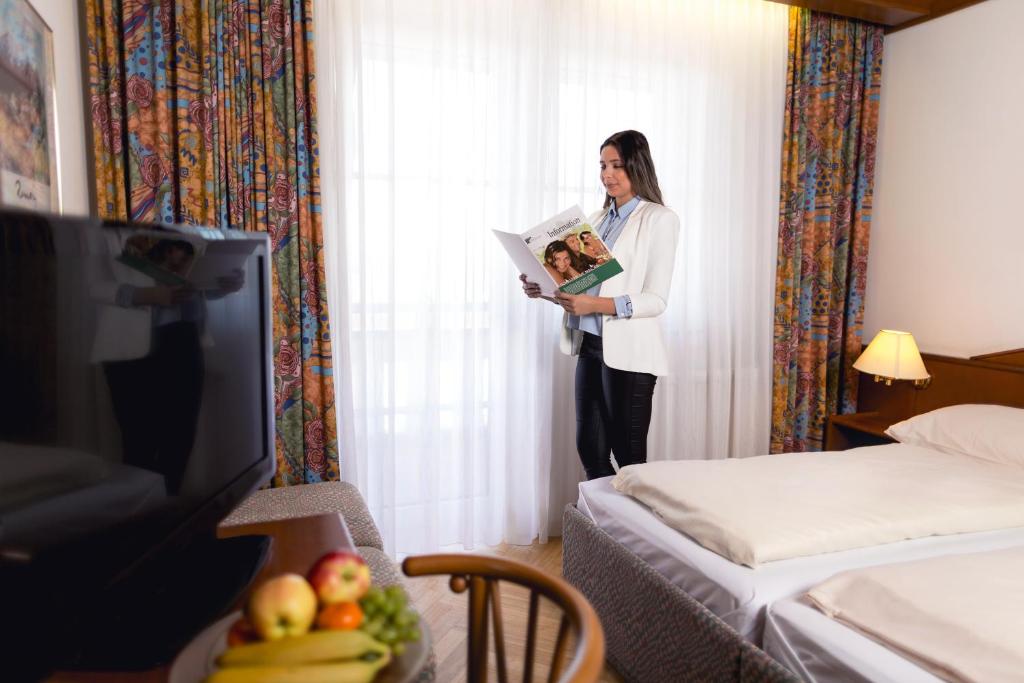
[104,321,204,495]
[574,332,657,480]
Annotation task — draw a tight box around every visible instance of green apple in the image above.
[246,573,318,641]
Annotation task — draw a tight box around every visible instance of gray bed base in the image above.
[562,504,800,683]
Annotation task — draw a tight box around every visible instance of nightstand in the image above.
[824,411,897,451]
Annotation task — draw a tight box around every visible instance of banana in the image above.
[218,629,389,668]
[205,652,391,683]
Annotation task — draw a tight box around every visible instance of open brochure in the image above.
[493,206,623,298]
[116,231,256,291]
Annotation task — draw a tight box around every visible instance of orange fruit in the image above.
[316,601,364,631]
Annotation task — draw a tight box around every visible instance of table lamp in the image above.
[853,329,931,388]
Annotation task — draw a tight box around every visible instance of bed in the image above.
[0,445,166,548]
[577,466,1024,643]
[763,596,942,683]
[562,349,1024,683]
[764,547,1024,683]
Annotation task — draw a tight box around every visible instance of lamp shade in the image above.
[853,330,930,381]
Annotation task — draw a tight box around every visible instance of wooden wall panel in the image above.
[971,348,1024,368]
[857,352,1024,421]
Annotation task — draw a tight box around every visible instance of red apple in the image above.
[226,617,258,647]
[307,551,372,604]
[246,573,318,641]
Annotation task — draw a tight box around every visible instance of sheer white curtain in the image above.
[315,0,788,556]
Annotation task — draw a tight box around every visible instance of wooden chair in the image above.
[402,553,606,683]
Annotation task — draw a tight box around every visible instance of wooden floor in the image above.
[404,538,624,683]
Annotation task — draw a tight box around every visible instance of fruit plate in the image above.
[170,611,432,683]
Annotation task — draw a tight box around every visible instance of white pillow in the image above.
[885,403,1024,467]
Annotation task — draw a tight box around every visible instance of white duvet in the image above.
[809,547,1024,683]
[611,443,1024,567]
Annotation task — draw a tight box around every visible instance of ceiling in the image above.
[766,0,988,32]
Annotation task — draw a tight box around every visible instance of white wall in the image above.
[29,0,90,216]
[864,0,1024,358]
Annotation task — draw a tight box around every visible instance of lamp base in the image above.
[871,374,931,389]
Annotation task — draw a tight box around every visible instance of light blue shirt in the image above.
[567,195,640,336]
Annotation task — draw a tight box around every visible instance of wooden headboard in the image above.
[857,348,1024,419]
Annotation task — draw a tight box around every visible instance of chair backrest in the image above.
[402,553,605,683]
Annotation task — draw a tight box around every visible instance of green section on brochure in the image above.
[558,259,623,295]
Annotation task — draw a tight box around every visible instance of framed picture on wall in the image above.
[0,0,60,212]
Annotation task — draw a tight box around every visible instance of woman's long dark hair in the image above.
[571,249,597,274]
[543,240,571,266]
[601,130,664,209]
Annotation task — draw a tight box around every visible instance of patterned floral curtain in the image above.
[770,8,884,453]
[85,0,337,485]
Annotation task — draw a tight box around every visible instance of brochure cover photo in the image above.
[493,205,623,296]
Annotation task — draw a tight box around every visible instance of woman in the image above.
[520,130,679,480]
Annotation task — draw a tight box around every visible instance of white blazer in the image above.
[559,200,680,376]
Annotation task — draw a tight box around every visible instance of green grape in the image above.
[363,616,385,637]
[406,626,421,642]
[392,642,406,656]
[380,626,399,644]
[394,611,413,628]
[385,585,407,608]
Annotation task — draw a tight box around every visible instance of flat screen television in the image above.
[0,209,275,680]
